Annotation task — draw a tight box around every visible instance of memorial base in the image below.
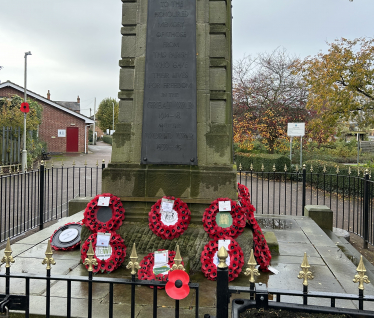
[102,163,237,223]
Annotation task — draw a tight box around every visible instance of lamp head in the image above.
[25,51,32,57]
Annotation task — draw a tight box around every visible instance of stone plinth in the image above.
[304,205,333,231]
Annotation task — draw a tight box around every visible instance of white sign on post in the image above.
[287,123,305,137]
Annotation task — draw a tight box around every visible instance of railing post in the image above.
[216,247,229,318]
[39,161,45,231]
[363,170,369,249]
[302,164,306,216]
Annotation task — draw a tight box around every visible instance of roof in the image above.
[0,81,94,124]
[55,101,80,112]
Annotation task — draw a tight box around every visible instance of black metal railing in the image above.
[0,161,105,244]
[213,259,374,318]
[238,166,374,248]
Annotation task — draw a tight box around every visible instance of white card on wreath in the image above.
[96,233,111,247]
[98,196,110,207]
[218,201,231,212]
[154,250,168,266]
[218,239,230,251]
[161,198,174,212]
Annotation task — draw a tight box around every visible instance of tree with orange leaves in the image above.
[295,37,374,129]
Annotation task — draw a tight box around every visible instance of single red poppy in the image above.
[166,270,190,300]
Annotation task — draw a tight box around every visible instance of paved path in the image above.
[1,213,374,317]
[47,141,112,168]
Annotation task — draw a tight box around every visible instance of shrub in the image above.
[236,153,291,172]
[103,135,112,145]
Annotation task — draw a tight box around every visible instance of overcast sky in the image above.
[0,0,373,117]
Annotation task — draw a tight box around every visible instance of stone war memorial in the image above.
[93,0,260,274]
[102,0,237,221]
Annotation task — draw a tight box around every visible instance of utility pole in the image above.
[22,51,32,172]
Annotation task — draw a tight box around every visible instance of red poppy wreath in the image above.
[138,250,184,288]
[83,193,125,232]
[148,196,191,240]
[200,238,244,282]
[50,222,82,251]
[81,231,126,273]
[202,198,246,240]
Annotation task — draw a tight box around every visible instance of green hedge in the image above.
[303,160,368,196]
[103,135,112,145]
[236,153,291,172]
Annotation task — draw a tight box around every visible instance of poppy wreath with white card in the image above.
[202,198,246,240]
[81,231,126,273]
[148,196,191,240]
[138,250,184,288]
[200,238,244,282]
[83,193,125,232]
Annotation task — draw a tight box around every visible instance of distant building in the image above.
[0,81,94,153]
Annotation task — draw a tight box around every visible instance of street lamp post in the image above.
[22,51,32,172]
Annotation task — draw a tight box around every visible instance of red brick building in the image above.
[0,81,94,153]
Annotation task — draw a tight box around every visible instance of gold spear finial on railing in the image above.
[261,163,265,172]
[284,164,287,172]
[171,245,185,271]
[273,164,276,172]
[295,164,299,172]
[310,165,313,173]
[85,160,87,166]
[303,164,306,170]
[84,242,98,272]
[217,246,228,269]
[297,252,314,286]
[126,243,140,275]
[244,249,260,283]
[96,160,99,166]
[1,238,15,268]
[42,240,56,270]
[61,159,64,167]
[239,163,242,171]
[336,166,340,174]
[250,163,253,171]
[358,168,360,176]
[353,256,370,290]
[72,160,76,166]
[348,166,351,175]
[51,160,54,168]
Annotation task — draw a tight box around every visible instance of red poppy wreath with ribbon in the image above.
[138,250,184,287]
[148,196,191,240]
[202,198,246,240]
[81,231,126,273]
[200,238,244,282]
[238,183,271,271]
[83,193,125,232]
